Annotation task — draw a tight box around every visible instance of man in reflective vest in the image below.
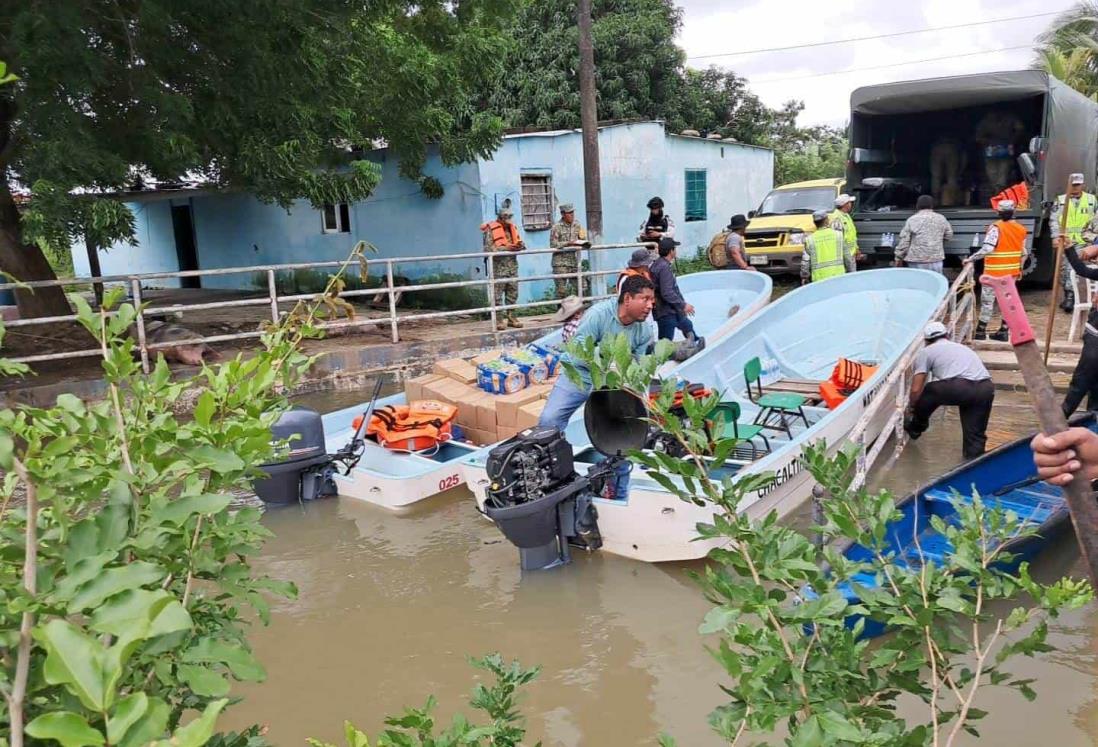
[482,206,526,330]
[1052,173,1098,311]
[964,199,1028,341]
[801,210,855,284]
[829,193,861,261]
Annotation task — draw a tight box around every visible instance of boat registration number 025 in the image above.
[438,474,461,491]
[749,255,768,266]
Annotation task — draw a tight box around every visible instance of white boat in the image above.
[462,269,949,562]
[324,270,773,510]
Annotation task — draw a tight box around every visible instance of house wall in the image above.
[476,122,774,299]
[73,123,774,302]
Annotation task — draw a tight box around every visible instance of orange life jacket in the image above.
[819,358,879,410]
[617,266,651,293]
[990,182,1029,211]
[984,220,1027,278]
[361,400,458,452]
[481,220,521,248]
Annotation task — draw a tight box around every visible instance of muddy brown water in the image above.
[220,388,1098,745]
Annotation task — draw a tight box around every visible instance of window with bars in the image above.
[322,203,351,233]
[520,174,553,230]
[684,169,707,222]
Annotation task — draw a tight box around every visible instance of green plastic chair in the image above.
[709,401,770,459]
[743,356,809,437]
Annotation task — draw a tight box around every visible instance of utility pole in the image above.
[577,0,602,240]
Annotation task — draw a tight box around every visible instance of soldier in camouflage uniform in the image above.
[549,203,587,298]
[482,206,526,329]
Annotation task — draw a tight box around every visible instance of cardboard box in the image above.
[471,350,502,366]
[423,377,467,404]
[525,383,554,400]
[433,357,478,385]
[405,373,445,403]
[496,425,521,441]
[494,387,545,427]
[462,425,499,446]
[515,399,545,430]
[474,395,498,431]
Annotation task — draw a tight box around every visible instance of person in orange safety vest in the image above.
[482,206,526,330]
[963,199,1028,341]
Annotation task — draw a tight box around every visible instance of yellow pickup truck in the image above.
[744,177,845,275]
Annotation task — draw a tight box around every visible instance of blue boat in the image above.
[324,269,772,509]
[823,413,1092,639]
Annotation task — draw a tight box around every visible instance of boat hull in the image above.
[327,270,772,509]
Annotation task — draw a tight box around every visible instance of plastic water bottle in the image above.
[762,357,780,385]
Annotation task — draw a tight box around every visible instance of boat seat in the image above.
[923,488,1057,526]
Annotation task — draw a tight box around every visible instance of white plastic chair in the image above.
[1068,266,1098,342]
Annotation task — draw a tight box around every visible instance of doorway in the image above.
[171,204,201,289]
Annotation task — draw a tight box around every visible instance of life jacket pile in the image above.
[818,358,879,410]
[359,400,458,452]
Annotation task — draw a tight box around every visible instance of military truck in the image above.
[848,70,1098,284]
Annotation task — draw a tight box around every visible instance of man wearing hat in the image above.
[801,210,855,284]
[638,196,676,261]
[904,321,994,459]
[964,199,1029,341]
[648,237,698,342]
[549,203,588,298]
[616,248,653,295]
[830,194,861,262]
[1051,173,1097,311]
[481,206,526,330]
[724,214,755,270]
[553,295,586,343]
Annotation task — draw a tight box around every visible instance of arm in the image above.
[967,225,999,261]
[726,235,751,270]
[1064,245,1098,281]
[1083,215,1098,246]
[800,241,812,284]
[942,216,954,243]
[1050,198,1064,241]
[844,243,857,273]
[894,219,912,260]
[549,225,563,249]
[1031,428,1098,485]
[908,372,927,408]
[654,264,686,311]
[662,217,676,239]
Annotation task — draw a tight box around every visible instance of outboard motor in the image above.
[253,407,339,504]
[483,389,649,571]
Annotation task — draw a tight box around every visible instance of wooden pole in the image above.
[1043,176,1075,363]
[983,273,1098,587]
[577,0,602,241]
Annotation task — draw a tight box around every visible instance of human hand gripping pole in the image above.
[981,272,1098,586]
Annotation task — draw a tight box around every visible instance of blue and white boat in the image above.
[324,270,772,509]
[462,268,949,562]
[821,413,1090,639]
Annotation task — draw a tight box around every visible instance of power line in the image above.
[749,44,1038,85]
[686,11,1061,61]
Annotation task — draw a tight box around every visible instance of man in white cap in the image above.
[1051,172,1098,312]
[904,321,994,459]
[964,199,1028,341]
[801,209,855,284]
[830,193,861,262]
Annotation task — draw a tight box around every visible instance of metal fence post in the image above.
[486,252,499,333]
[131,279,150,374]
[267,269,280,325]
[576,247,585,302]
[386,260,399,343]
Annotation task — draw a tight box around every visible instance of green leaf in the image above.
[698,606,737,634]
[193,391,216,428]
[182,639,266,681]
[0,431,14,470]
[36,619,109,710]
[190,445,245,474]
[89,589,192,638]
[789,715,824,747]
[817,711,862,740]
[151,699,228,747]
[178,663,232,697]
[117,698,170,747]
[67,561,165,612]
[108,693,149,744]
[153,493,233,526]
[25,712,105,747]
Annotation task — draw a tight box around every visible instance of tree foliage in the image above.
[0,0,517,315]
[1035,1,1098,98]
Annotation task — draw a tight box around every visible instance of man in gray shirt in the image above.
[894,195,953,273]
[904,322,994,458]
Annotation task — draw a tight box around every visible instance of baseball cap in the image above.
[559,203,574,213]
[834,194,856,208]
[627,249,652,268]
[812,209,830,222]
[997,199,1016,212]
[924,321,948,341]
[1071,173,1086,185]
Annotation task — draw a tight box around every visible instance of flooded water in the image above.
[220,388,1098,745]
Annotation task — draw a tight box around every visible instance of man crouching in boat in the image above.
[539,274,657,500]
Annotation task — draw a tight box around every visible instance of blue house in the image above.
[74,122,774,300]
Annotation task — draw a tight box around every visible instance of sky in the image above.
[677,0,1078,127]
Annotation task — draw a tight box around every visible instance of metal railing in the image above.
[0,242,654,371]
[845,263,976,491]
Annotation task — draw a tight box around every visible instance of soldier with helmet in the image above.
[638,196,676,262]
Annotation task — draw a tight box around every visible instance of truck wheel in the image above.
[1023,230,1054,288]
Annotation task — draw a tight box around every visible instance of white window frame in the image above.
[321,202,351,234]
[519,173,553,231]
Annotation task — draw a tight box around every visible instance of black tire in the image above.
[1023,224,1054,288]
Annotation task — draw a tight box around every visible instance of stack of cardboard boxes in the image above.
[403,350,554,446]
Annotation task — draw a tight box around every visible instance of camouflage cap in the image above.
[559,203,575,213]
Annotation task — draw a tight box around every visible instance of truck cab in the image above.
[744,177,845,274]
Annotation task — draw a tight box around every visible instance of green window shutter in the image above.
[685,169,707,222]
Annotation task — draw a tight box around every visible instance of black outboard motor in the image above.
[253,407,339,504]
[483,389,649,571]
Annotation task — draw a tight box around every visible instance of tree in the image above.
[669,67,781,145]
[488,0,684,130]
[0,1,517,317]
[1035,2,1098,98]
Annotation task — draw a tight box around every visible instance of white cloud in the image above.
[677,0,1076,126]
